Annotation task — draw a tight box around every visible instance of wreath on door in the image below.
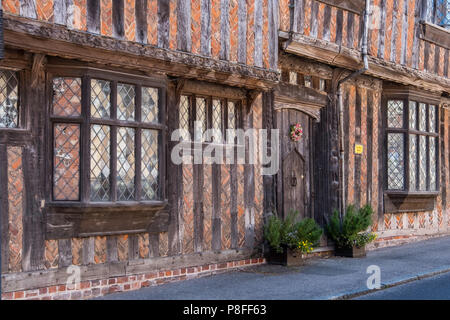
[290,123,303,142]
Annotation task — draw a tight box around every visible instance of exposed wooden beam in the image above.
[3,14,278,90]
[282,32,450,93]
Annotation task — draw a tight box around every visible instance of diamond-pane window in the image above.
[0,70,19,128]
[409,101,417,129]
[195,98,206,142]
[142,87,159,123]
[385,96,439,194]
[212,99,222,142]
[53,124,80,200]
[289,71,297,85]
[419,135,427,191]
[409,134,417,190]
[304,75,312,88]
[117,83,135,121]
[228,101,236,130]
[419,103,427,131]
[387,100,404,128]
[427,0,450,29]
[179,95,190,141]
[52,77,81,117]
[429,105,436,133]
[90,125,111,201]
[387,133,404,190]
[117,127,135,201]
[52,73,163,204]
[142,130,159,200]
[91,79,111,119]
[429,137,437,190]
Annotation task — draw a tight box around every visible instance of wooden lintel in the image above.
[315,0,365,15]
[274,82,328,107]
[181,79,248,100]
[3,14,278,90]
[283,32,450,93]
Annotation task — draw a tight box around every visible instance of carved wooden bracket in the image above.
[31,53,46,89]
[246,89,262,112]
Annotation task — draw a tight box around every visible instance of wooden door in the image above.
[276,108,313,220]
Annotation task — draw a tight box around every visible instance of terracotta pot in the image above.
[335,245,366,258]
[266,245,305,266]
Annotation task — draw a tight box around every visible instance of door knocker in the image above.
[291,173,297,187]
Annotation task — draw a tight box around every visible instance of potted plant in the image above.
[326,204,377,258]
[264,211,322,266]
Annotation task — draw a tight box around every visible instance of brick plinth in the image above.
[1,258,265,300]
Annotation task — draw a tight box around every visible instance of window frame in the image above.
[424,0,450,29]
[0,67,29,138]
[382,86,441,198]
[45,66,167,209]
[179,92,243,146]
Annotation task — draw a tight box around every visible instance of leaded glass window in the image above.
[179,94,240,144]
[51,75,164,203]
[0,70,19,128]
[426,0,450,29]
[386,99,439,192]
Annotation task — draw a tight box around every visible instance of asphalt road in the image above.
[354,272,450,300]
[98,236,450,300]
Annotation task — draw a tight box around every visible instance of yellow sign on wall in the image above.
[355,144,363,155]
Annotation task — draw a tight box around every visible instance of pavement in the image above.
[99,235,450,300]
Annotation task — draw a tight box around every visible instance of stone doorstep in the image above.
[1,257,266,301]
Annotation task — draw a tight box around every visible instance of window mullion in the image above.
[135,85,142,201]
[81,75,91,203]
[404,99,410,191]
[111,81,118,202]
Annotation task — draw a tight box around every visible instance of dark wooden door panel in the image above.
[276,108,312,220]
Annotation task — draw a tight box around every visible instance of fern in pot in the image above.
[264,210,322,266]
[326,204,377,258]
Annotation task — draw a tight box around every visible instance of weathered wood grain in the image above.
[201,0,211,56]
[87,0,101,34]
[112,0,125,39]
[135,0,148,43]
[177,0,191,51]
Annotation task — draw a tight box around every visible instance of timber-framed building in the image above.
[0,0,449,299]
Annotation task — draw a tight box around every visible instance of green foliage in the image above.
[326,204,377,248]
[264,210,323,253]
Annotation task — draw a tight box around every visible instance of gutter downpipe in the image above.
[337,0,370,223]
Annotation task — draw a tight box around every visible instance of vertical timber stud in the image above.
[87,0,101,34]
[158,0,170,48]
[0,1,4,286]
[113,0,125,40]
[177,0,191,52]
[262,91,275,224]
[21,55,47,272]
[135,0,148,44]
[244,91,257,249]
[167,79,183,255]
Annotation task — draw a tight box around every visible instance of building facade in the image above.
[0,0,449,299]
